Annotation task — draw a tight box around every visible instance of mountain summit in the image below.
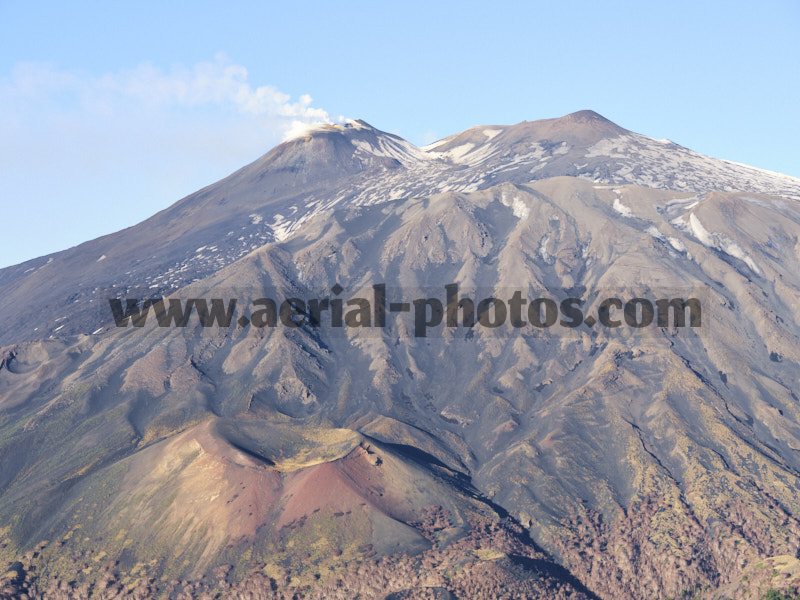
[1,110,797,345]
[1,112,800,598]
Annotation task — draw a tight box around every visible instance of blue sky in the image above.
[1,1,798,268]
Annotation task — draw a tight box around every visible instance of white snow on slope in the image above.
[613,197,633,217]
[538,234,552,262]
[688,213,761,274]
[352,134,433,167]
[134,118,800,297]
[585,134,800,201]
[500,192,530,219]
[668,237,686,252]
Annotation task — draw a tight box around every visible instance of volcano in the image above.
[1,111,800,599]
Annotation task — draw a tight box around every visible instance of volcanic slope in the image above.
[1,112,800,599]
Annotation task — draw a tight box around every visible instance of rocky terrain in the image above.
[1,111,800,599]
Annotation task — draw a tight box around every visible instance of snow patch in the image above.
[668,237,686,252]
[500,192,529,219]
[688,214,761,274]
[539,234,552,262]
[612,198,633,218]
[271,214,292,241]
[446,143,476,161]
[688,214,713,246]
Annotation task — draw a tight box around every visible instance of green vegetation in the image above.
[764,589,800,600]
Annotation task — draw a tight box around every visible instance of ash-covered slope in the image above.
[1,111,798,344]
[1,112,800,599]
[0,119,438,345]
